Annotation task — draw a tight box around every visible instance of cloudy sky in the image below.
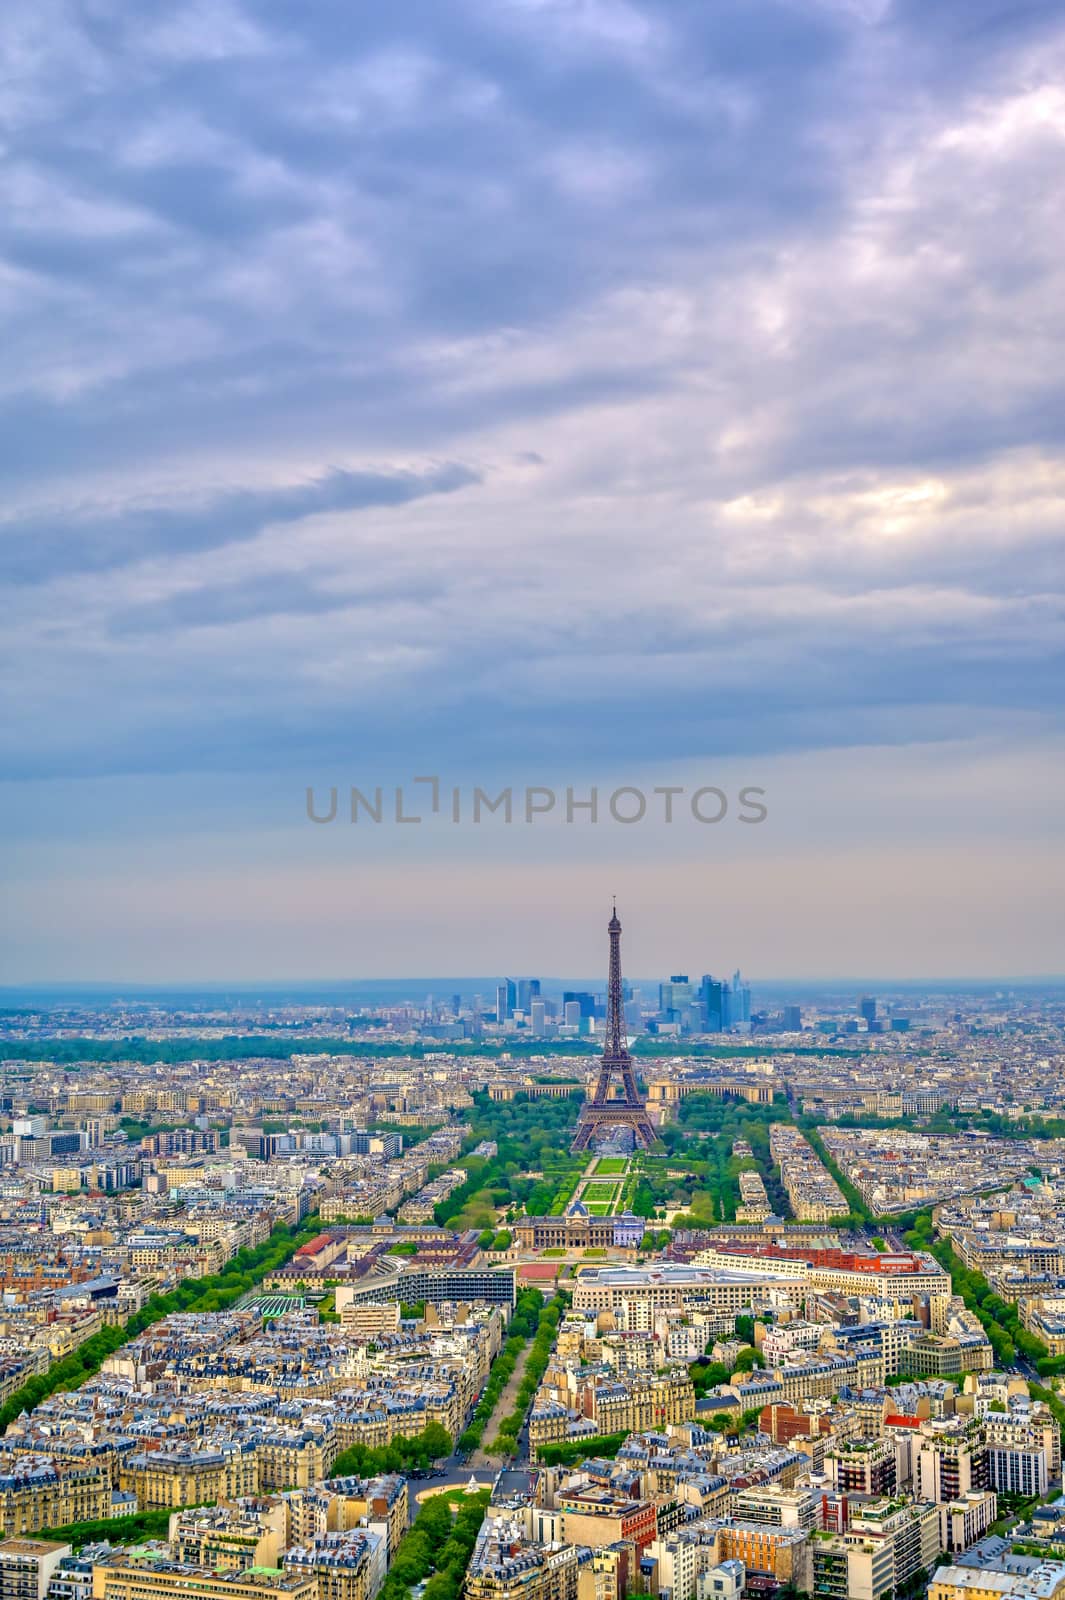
[2,0,1064,982]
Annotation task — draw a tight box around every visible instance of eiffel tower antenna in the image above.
[571,903,659,1152]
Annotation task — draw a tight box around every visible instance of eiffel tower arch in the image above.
[571,904,660,1152]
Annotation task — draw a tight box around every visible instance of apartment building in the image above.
[902,1333,993,1379]
[915,1428,990,1504]
[338,1303,401,1341]
[703,1522,810,1590]
[927,1565,1065,1600]
[91,1557,318,1600]
[283,1530,387,1600]
[0,1541,71,1600]
[571,1266,800,1317]
[465,1521,590,1600]
[824,1438,898,1498]
[775,1354,885,1403]
[988,1443,1049,1499]
[847,1501,941,1591]
[729,1487,816,1533]
[983,1412,1062,1480]
[119,1447,259,1511]
[170,1503,290,1572]
[591,1372,695,1437]
[694,1564,744,1600]
[690,1243,949,1304]
[0,1459,109,1538]
[811,1531,895,1600]
[254,1432,341,1494]
[645,1534,700,1600]
[558,1492,657,1553]
[939,1492,999,1555]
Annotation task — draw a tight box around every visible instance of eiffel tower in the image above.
[571,903,660,1151]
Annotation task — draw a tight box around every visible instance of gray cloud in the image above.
[2,0,1064,802]
[0,462,478,581]
[107,572,447,635]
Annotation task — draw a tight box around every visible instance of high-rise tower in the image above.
[571,904,660,1151]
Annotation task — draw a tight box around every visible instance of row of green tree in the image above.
[535,1431,629,1465]
[0,1037,434,1064]
[801,1126,874,1227]
[0,1035,862,1065]
[329,1422,453,1479]
[41,1508,174,1549]
[458,1336,526,1452]
[490,1293,567,1454]
[0,1215,323,1432]
[379,1488,490,1600]
[639,1228,673,1251]
[457,1287,547,1453]
[902,1211,1047,1369]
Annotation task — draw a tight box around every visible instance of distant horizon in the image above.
[3,972,1064,1007]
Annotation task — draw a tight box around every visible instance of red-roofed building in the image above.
[715,1242,926,1276]
[296,1234,331,1256]
[293,1233,348,1270]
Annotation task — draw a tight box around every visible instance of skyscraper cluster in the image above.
[656,970,752,1034]
[496,977,542,1026]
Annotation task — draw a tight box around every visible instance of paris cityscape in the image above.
[3,1,1064,1600]
[1,909,1065,1600]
